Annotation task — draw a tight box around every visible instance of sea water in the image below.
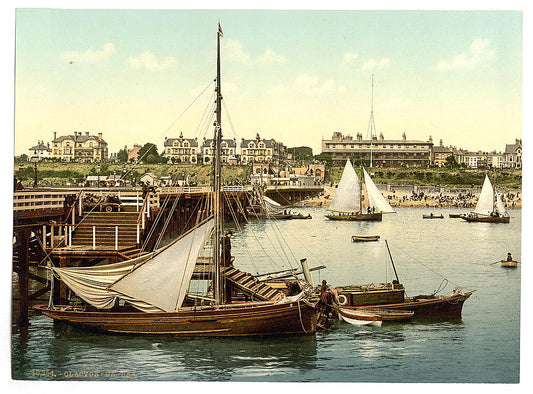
[11,207,521,382]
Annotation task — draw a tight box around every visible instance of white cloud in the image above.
[266,83,286,95]
[343,52,359,63]
[62,43,116,63]
[128,51,177,71]
[294,73,319,91]
[434,39,495,71]
[256,49,287,65]
[361,58,390,71]
[222,39,250,64]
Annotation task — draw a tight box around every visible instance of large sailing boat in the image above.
[34,25,318,336]
[460,175,510,223]
[325,159,395,221]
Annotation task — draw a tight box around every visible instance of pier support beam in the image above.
[16,228,30,327]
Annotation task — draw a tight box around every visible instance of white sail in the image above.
[496,193,508,216]
[263,195,285,214]
[111,218,214,312]
[363,168,395,213]
[329,159,361,213]
[473,175,494,215]
[52,218,214,313]
[52,253,154,310]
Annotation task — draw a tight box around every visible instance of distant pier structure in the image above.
[12,184,322,326]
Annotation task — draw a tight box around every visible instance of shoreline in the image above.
[296,185,522,209]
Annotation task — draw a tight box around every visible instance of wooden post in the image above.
[92,226,96,250]
[17,228,30,327]
[115,226,118,250]
[42,224,46,250]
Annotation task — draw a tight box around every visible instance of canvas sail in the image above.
[496,193,508,216]
[110,218,214,312]
[263,196,284,214]
[52,253,153,310]
[329,159,361,213]
[51,218,214,313]
[473,175,494,215]
[363,168,395,213]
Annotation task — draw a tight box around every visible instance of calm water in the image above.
[11,207,521,382]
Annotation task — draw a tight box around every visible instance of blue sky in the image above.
[12,6,524,156]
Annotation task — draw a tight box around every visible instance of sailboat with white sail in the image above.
[325,159,395,221]
[34,24,318,336]
[460,174,510,223]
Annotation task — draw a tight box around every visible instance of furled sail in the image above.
[328,159,361,213]
[52,253,153,310]
[110,218,214,312]
[363,168,395,213]
[473,175,494,215]
[263,195,285,214]
[51,218,214,313]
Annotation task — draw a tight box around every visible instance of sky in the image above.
[10,6,524,157]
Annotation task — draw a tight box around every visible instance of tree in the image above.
[445,155,459,168]
[137,143,159,163]
[314,152,332,167]
[117,149,129,163]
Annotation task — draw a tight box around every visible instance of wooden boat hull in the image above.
[501,260,518,268]
[353,291,473,317]
[459,215,510,223]
[423,215,444,219]
[449,214,463,218]
[339,308,382,326]
[325,212,382,221]
[336,283,405,307]
[34,301,318,337]
[352,235,380,242]
[354,308,414,322]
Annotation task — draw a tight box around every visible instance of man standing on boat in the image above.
[317,280,339,329]
[222,231,233,267]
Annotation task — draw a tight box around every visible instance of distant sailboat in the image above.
[325,159,394,221]
[460,175,510,223]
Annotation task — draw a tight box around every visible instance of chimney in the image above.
[402,132,406,142]
[357,133,362,142]
[429,135,433,143]
[98,133,102,141]
[53,131,57,140]
[379,133,384,142]
[440,139,443,147]
[86,132,89,136]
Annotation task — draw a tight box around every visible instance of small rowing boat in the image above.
[352,235,380,242]
[423,214,444,219]
[501,260,518,268]
[338,308,382,326]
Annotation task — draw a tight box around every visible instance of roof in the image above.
[203,138,237,148]
[29,142,51,151]
[241,138,274,148]
[53,134,107,144]
[504,144,521,154]
[164,137,198,147]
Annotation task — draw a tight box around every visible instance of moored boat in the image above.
[423,214,444,219]
[34,24,319,337]
[449,214,463,218]
[338,308,382,326]
[335,241,473,318]
[352,235,380,242]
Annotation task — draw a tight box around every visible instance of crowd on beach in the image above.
[298,185,522,209]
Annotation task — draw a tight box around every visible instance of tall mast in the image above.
[367,74,377,168]
[213,22,223,305]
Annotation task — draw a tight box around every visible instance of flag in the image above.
[218,22,223,37]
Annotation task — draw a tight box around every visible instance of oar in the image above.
[489,260,503,265]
